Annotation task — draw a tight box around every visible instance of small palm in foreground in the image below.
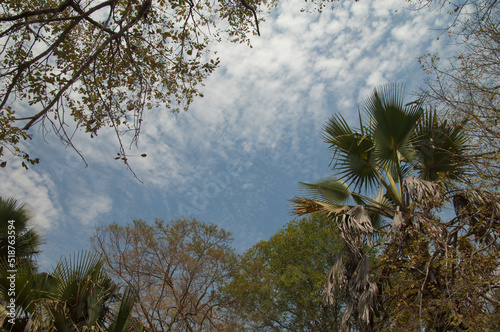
[44,251,139,331]
[0,251,140,331]
[291,84,500,331]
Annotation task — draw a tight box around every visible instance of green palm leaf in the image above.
[322,113,378,189]
[108,287,140,332]
[414,109,469,181]
[299,178,351,204]
[364,83,422,168]
[0,197,43,269]
[48,251,118,330]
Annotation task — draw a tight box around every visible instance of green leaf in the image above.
[321,114,377,189]
[364,83,422,167]
[299,178,350,204]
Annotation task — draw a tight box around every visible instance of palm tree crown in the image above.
[293,83,468,219]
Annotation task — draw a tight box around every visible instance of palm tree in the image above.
[0,251,141,331]
[0,198,140,331]
[291,83,477,331]
[0,197,43,269]
[43,251,130,331]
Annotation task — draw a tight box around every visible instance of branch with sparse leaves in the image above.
[0,0,268,172]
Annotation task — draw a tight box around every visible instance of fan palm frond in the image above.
[299,178,351,204]
[414,109,470,181]
[108,287,139,332]
[47,251,119,330]
[289,197,349,216]
[364,83,423,167]
[322,114,378,189]
[0,197,43,269]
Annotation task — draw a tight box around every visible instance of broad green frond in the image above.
[290,197,349,216]
[0,261,52,317]
[0,197,43,268]
[364,83,423,167]
[322,114,378,189]
[108,287,139,332]
[299,178,351,204]
[414,109,470,181]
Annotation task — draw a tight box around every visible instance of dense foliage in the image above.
[222,214,347,331]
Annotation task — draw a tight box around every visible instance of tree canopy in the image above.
[91,217,239,331]
[222,214,347,331]
[0,0,267,170]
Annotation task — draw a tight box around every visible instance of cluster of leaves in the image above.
[221,213,347,331]
[0,0,268,170]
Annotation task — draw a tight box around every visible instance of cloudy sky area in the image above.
[1,0,456,271]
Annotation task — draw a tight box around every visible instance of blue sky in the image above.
[0,0,455,271]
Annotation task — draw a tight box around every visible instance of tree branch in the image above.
[240,0,260,36]
[21,0,152,131]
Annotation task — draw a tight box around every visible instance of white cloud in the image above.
[0,165,61,229]
[124,0,455,187]
[66,189,113,225]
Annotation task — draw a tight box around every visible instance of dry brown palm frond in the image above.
[389,205,415,252]
[341,256,377,332]
[403,176,444,208]
[339,206,374,236]
[453,189,500,217]
[324,255,346,306]
[338,206,374,254]
[341,303,354,332]
[324,235,377,332]
[289,196,349,215]
[391,206,405,233]
[358,280,378,329]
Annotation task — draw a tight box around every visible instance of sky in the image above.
[0,0,456,271]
